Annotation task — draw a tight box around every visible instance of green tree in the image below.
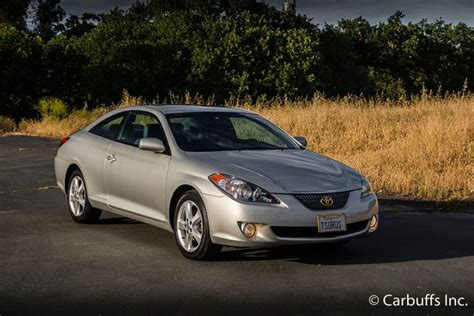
[188,9,319,100]
[147,0,266,16]
[0,0,31,29]
[64,13,99,37]
[1,3,473,120]
[78,10,193,105]
[0,27,43,119]
[33,0,65,40]
[43,35,88,106]
[318,23,375,97]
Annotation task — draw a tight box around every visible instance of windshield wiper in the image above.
[238,147,287,151]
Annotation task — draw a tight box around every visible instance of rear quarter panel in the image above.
[56,130,111,205]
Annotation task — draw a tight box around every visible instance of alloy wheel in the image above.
[176,200,203,252]
[69,175,86,216]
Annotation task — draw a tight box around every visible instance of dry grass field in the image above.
[14,93,474,201]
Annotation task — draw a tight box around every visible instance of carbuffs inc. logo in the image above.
[369,294,468,307]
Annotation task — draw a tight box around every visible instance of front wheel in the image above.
[67,170,102,223]
[174,190,221,260]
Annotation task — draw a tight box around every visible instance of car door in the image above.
[86,112,128,204]
[104,110,171,222]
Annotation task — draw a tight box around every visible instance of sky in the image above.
[60,0,474,25]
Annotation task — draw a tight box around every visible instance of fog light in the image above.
[241,223,258,239]
[369,215,378,232]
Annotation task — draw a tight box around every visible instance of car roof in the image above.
[144,104,254,115]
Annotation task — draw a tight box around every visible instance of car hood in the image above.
[186,149,362,194]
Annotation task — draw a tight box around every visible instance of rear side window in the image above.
[90,113,126,140]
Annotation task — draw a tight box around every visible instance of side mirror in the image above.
[138,138,166,153]
[294,136,307,147]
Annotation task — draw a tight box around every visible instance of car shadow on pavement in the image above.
[98,217,143,225]
[379,198,474,214]
[217,211,474,265]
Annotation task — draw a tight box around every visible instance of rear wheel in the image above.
[67,170,101,223]
[173,190,221,260]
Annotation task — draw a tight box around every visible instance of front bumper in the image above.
[203,190,379,247]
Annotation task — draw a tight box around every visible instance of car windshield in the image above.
[166,112,300,152]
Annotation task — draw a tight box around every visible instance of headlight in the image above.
[361,177,373,198]
[209,173,279,203]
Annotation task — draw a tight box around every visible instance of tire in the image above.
[67,170,102,224]
[173,190,221,260]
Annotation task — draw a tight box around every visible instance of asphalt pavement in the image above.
[0,135,473,315]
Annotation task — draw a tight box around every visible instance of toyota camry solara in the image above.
[55,105,379,260]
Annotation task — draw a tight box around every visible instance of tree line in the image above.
[1,0,473,120]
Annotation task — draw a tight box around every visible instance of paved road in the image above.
[1,135,473,315]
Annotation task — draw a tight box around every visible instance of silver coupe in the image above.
[55,105,379,260]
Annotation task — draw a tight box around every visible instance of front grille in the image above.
[293,191,350,210]
[271,220,369,238]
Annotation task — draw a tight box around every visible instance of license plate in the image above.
[317,214,346,233]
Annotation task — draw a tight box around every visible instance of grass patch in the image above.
[18,92,474,201]
[0,116,16,134]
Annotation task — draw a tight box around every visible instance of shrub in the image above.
[0,116,16,133]
[0,26,43,120]
[37,97,69,118]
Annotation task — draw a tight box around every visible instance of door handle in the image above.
[106,154,116,163]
